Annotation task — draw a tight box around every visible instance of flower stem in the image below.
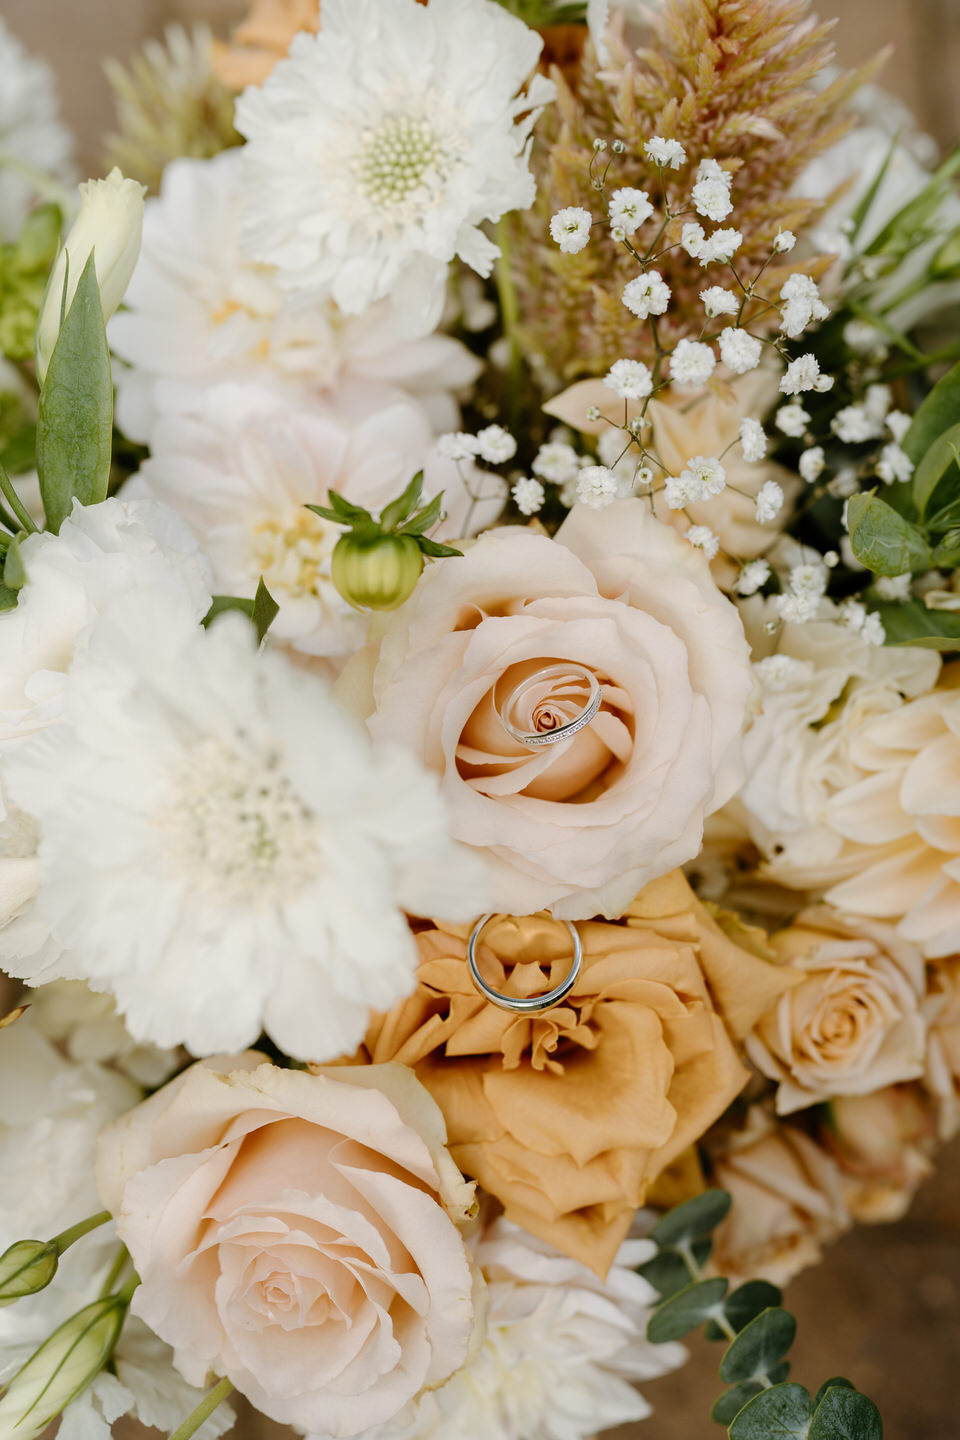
[98,1247,130,1300]
[50,1211,112,1256]
[166,1377,235,1440]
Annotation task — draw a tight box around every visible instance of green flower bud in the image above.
[0,1296,126,1440]
[331,532,424,611]
[0,1241,58,1307]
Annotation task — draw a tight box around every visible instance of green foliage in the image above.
[647,1278,728,1342]
[35,255,113,534]
[845,494,933,575]
[490,0,587,20]
[903,360,960,469]
[649,1189,732,1246]
[809,1387,883,1440]
[721,1308,797,1384]
[871,598,960,650]
[729,1384,813,1439]
[203,578,279,644]
[705,1280,782,1341]
[0,204,61,361]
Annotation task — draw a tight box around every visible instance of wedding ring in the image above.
[467,913,583,1014]
[497,663,602,749]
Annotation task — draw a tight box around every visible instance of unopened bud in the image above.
[0,1296,126,1440]
[0,1241,58,1307]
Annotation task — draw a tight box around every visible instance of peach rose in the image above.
[710,1107,850,1286]
[825,1085,936,1222]
[747,907,928,1114]
[364,500,751,920]
[362,872,796,1276]
[95,1055,479,1438]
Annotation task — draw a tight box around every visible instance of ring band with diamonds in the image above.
[467,913,583,1013]
[498,663,602,749]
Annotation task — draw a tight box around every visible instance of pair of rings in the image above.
[467,912,582,1014]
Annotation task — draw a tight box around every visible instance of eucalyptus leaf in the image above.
[252,578,279,644]
[35,253,112,534]
[729,1384,813,1440]
[646,1278,728,1343]
[813,1378,856,1409]
[846,494,934,575]
[712,1364,791,1426]
[721,1308,797,1384]
[637,1239,712,1301]
[902,360,960,467]
[810,1387,882,1440]
[705,1280,782,1340]
[872,598,960,651]
[649,1189,732,1248]
[912,420,960,518]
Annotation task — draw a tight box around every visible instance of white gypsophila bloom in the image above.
[875,572,912,601]
[861,612,886,645]
[608,187,654,236]
[775,589,821,623]
[475,424,517,464]
[109,150,482,447]
[832,404,881,444]
[752,653,815,692]
[844,318,887,356]
[780,355,823,395]
[779,273,829,338]
[576,464,619,509]
[830,469,860,499]
[876,443,914,485]
[344,1219,686,1440]
[755,480,784,523]
[701,286,739,317]
[691,160,733,223]
[603,358,653,400]
[838,598,868,634]
[550,206,592,254]
[644,136,686,169]
[887,410,912,443]
[532,440,581,485]
[595,428,642,494]
[0,18,75,242]
[436,431,479,462]
[702,228,743,265]
[775,403,811,438]
[680,222,706,259]
[674,454,726,506]
[235,0,555,314]
[719,327,763,375]
[865,383,892,425]
[799,446,826,483]
[670,338,716,388]
[739,417,767,463]
[736,559,770,596]
[512,477,545,515]
[686,525,719,559]
[2,601,490,1063]
[774,228,796,252]
[621,270,670,319]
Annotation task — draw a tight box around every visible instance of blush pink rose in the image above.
[364,500,751,919]
[95,1055,480,1438]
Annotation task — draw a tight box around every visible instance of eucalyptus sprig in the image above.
[640,1190,883,1438]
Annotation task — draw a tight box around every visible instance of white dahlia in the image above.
[234,0,554,315]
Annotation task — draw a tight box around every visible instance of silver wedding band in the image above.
[467,913,583,1013]
[498,664,602,748]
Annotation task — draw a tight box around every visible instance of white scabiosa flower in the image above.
[701,286,738,317]
[718,327,763,375]
[780,354,824,395]
[739,417,767,462]
[621,270,670,319]
[686,524,720,559]
[474,424,517,464]
[670,338,716,388]
[235,0,555,314]
[644,136,686,169]
[0,18,74,242]
[608,187,654,235]
[775,403,811,437]
[754,479,785,523]
[736,559,770,596]
[2,600,490,1063]
[512,477,545,515]
[799,445,826,483]
[575,465,619,509]
[603,358,653,399]
[550,206,593,254]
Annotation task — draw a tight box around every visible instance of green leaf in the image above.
[729,1384,813,1440]
[325,490,371,524]
[646,1277,728,1343]
[0,420,37,477]
[846,494,934,575]
[3,534,27,590]
[35,253,113,534]
[721,1308,797,1384]
[402,492,444,536]
[705,1280,782,1340]
[0,583,20,612]
[814,1379,856,1409]
[304,503,347,525]
[713,1364,791,1426]
[872,598,960,651]
[251,578,279,643]
[810,1387,882,1440]
[902,360,960,468]
[380,471,424,532]
[649,1189,732,1248]
[912,420,960,518]
[203,595,255,628]
[637,1239,712,1301]
[416,536,463,558]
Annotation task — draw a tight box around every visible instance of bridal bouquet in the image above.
[2,0,959,1436]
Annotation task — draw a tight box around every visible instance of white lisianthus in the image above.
[37,169,145,382]
[235,0,554,315]
[0,19,74,242]
[2,599,490,1062]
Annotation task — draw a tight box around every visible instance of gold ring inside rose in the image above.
[467,913,583,1013]
[497,663,602,748]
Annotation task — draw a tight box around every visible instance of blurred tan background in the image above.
[4,0,960,1435]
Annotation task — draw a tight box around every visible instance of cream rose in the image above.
[747,907,928,1114]
[95,1056,480,1439]
[826,1086,936,1223]
[925,956,960,1139]
[363,500,751,919]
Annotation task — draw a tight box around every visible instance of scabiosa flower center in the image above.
[161,738,317,900]
[351,112,457,217]
[249,506,339,603]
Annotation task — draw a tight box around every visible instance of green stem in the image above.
[166,1377,235,1440]
[51,1211,112,1256]
[115,1273,140,1307]
[0,460,39,534]
[98,1247,129,1300]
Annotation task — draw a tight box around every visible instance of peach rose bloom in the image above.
[925,956,960,1139]
[361,872,796,1276]
[365,500,751,920]
[95,1055,479,1438]
[826,1086,936,1223]
[747,907,928,1115]
[710,1107,850,1286]
[211,0,321,90]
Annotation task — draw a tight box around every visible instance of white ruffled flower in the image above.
[550,206,592,254]
[512,476,545,515]
[775,403,811,438]
[876,442,914,484]
[109,151,481,445]
[686,525,719,559]
[235,0,555,313]
[691,160,733,222]
[670,338,716,388]
[576,464,619,509]
[739,417,767,462]
[755,479,784,523]
[2,600,490,1063]
[474,424,517,464]
[681,222,706,259]
[608,186,654,235]
[780,354,824,395]
[621,270,671,319]
[719,327,762,375]
[779,273,830,338]
[701,285,738,317]
[736,559,770,596]
[603,358,653,399]
[0,18,74,241]
[644,136,686,169]
[532,441,580,485]
[799,446,826,483]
